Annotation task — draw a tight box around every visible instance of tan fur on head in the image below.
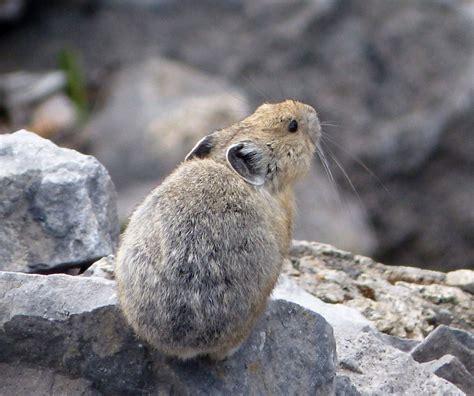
[115,100,320,360]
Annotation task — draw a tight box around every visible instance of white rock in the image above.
[446,270,474,294]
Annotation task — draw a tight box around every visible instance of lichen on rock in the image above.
[285,241,474,339]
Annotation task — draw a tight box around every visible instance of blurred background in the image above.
[0,0,472,271]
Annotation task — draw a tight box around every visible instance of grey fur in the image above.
[115,100,320,360]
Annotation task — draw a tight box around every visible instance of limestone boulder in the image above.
[0,130,119,272]
[0,271,337,395]
[411,325,474,374]
[274,274,464,395]
[422,355,474,395]
[285,241,474,339]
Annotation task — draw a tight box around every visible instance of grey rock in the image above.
[422,355,474,396]
[154,300,337,395]
[0,271,337,395]
[286,241,474,339]
[272,274,375,340]
[376,332,420,353]
[411,325,474,374]
[447,270,474,294]
[337,328,464,395]
[82,254,115,280]
[384,265,447,285]
[0,130,119,272]
[273,273,464,394]
[372,108,474,271]
[0,363,99,396]
[335,375,361,396]
[0,71,66,125]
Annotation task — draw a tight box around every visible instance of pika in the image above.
[115,100,320,360]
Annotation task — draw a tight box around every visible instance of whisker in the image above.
[276,79,285,103]
[321,133,391,195]
[219,88,253,109]
[320,122,341,128]
[322,140,361,202]
[239,74,269,103]
[316,146,343,209]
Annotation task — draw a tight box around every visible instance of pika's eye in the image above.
[288,119,298,133]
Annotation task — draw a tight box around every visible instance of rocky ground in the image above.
[286,241,474,340]
[1,130,473,395]
[1,0,473,270]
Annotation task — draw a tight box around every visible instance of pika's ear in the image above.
[226,141,267,186]
[185,133,215,161]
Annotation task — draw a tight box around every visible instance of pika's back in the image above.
[151,160,279,266]
[116,159,282,356]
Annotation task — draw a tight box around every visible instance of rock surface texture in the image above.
[0,130,119,272]
[336,328,464,395]
[421,355,474,395]
[411,325,474,374]
[0,267,467,395]
[273,274,467,395]
[0,363,98,395]
[0,271,338,395]
[286,241,474,339]
[78,247,474,395]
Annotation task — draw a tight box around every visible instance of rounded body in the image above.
[116,159,286,359]
[116,100,320,360]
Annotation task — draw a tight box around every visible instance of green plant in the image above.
[58,48,88,119]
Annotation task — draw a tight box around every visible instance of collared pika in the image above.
[115,100,320,360]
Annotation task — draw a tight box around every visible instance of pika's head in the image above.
[186,100,320,190]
